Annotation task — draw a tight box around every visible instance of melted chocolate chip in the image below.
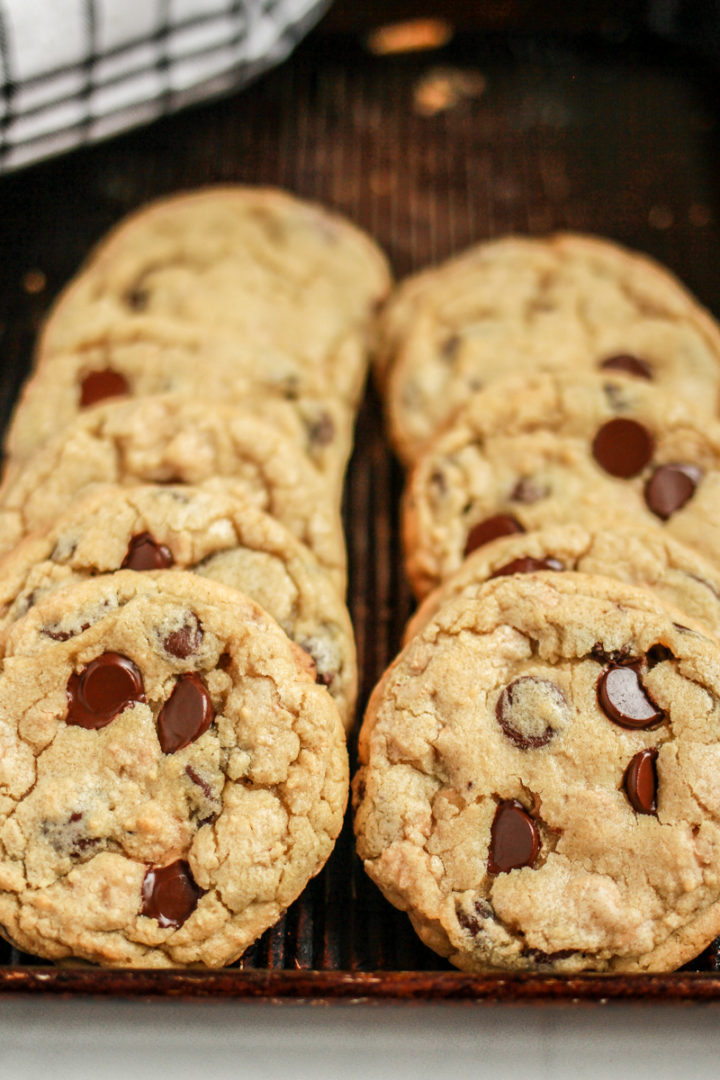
[510,477,549,504]
[456,898,494,936]
[42,621,90,642]
[597,665,664,730]
[488,800,540,875]
[79,369,130,408]
[141,860,203,928]
[185,764,213,799]
[121,532,174,571]
[163,615,203,659]
[157,673,214,754]
[66,653,145,730]
[464,515,525,556]
[523,947,577,965]
[598,354,653,380]
[590,642,632,665]
[495,677,569,749]
[489,555,564,579]
[623,748,658,814]
[591,418,654,478]
[644,463,702,520]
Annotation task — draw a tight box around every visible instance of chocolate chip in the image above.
[464,515,525,556]
[510,478,549,504]
[590,642,632,665]
[121,532,174,571]
[307,412,335,447]
[523,947,577,965]
[598,354,653,380]
[597,665,664,729]
[441,334,462,362]
[495,677,570,749]
[66,652,145,730]
[623,748,658,814]
[456,898,494,936]
[488,800,540,875]
[185,764,213,799]
[157,673,214,754]
[141,860,203,928]
[644,463,702,520]
[489,555,564,579]
[79,369,130,408]
[126,285,149,311]
[591,418,654,478]
[42,621,90,642]
[163,615,203,659]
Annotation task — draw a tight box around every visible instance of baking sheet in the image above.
[1,25,720,999]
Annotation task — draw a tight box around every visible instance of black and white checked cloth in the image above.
[0,0,329,172]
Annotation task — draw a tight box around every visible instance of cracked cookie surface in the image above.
[0,393,347,592]
[34,186,392,408]
[0,484,357,731]
[403,372,720,597]
[382,234,720,464]
[5,354,353,497]
[0,570,348,967]
[354,572,720,973]
[405,524,720,644]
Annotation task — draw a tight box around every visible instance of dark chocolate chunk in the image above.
[66,652,145,730]
[157,673,214,754]
[464,515,525,556]
[495,677,569,749]
[121,532,174,571]
[591,417,654,478]
[644,463,702,520]
[141,859,203,928]
[488,800,540,875]
[510,477,549,504]
[79,369,130,408]
[489,555,564,579]
[598,354,653,380]
[597,665,664,729]
[163,615,203,659]
[623,748,658,814]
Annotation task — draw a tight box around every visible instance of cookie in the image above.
[382,234,720,464]
[5,350,353,495]
[403,372,720,597]
[0,570,348,967]
[0,484,357,730]
[34,186,392,408]
[354,571,720,973]
[405,524,720,645]
[0,394,347,592]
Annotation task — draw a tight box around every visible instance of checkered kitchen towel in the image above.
[0,0,329,172]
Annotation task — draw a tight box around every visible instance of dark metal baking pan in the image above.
[1,18,720,1001]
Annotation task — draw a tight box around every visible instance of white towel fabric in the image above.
[0,0,329,171]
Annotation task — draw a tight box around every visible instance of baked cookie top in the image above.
[5,349,353,496]
[0,484,357,730]
[403,372,720,597]
[34,186,392,408]
[382,234,720,464]
[354,572,720,974]
[405,524,720,645]
[0,393,347,592]
[0,570,348,967]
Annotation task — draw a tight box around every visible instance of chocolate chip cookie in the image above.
[0,394,347,592]
[5,351,353,496]
[0,570,348,967]
[403,372,720,597]
[405,523,720,645]
[0,484,357,730]
[34,186,392,408]
[382,234,720,464]
[354,571,720,973]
